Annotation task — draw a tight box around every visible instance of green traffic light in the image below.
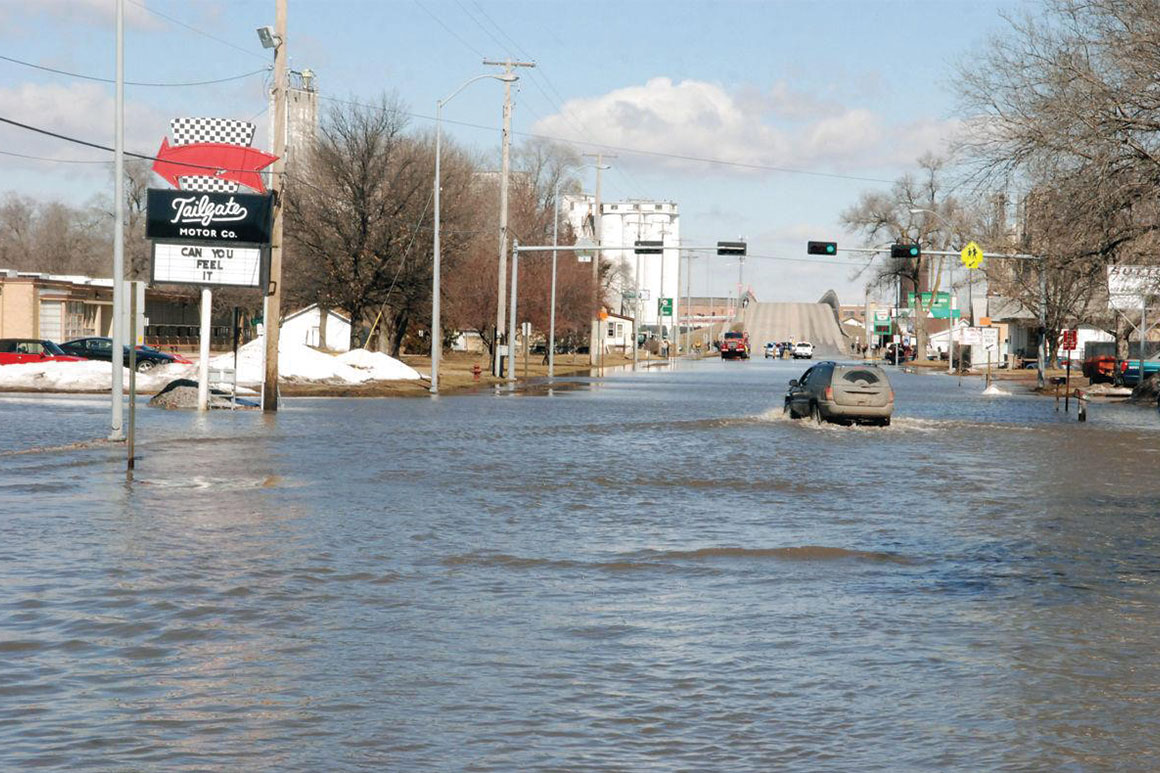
[827,244,835,254]
[909,246,919,257]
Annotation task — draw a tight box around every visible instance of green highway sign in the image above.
[658,297,673,315]
[907,292,961,319]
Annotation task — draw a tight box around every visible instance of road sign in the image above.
[717,241,746,256]
[658,297,673,315]
[957,326,1000,348]
[634,240,663,254]
[907,291,961,319]
[575,236,595,263]
[1061,329,1077,351]
[639,289,651,301]
[960,241,983,269]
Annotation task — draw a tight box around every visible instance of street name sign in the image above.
[152,242,266,288]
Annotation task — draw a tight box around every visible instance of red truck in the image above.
[720,331,750,360]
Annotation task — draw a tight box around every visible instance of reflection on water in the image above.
[2,361,1159,771]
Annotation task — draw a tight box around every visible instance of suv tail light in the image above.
[824,386,833,401]
[1122,361,1129,372]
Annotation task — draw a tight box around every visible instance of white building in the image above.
[602,312,635,353]
[563,195,680,330]
[281,304,351,351]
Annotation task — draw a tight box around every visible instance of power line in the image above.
[0,54,269,87]
[0,149,109,164]
[0,115,285,177]
[413,0,485,59]
[126,0,268,62]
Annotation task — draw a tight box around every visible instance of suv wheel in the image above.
[810,402,823,425]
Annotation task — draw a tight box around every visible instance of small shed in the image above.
[282,304,351,352]
[603,312,635,353]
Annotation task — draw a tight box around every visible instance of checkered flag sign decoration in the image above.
[169,117,257,193]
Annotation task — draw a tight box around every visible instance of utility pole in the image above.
[582,152,614,366]
[484,58,535,377]
[110,0,125,440]
[262,0,287,411]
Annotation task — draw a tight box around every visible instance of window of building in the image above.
[607,322,615,338]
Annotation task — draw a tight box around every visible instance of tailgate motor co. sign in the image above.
[146,117,276,289]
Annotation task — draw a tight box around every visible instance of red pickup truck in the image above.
[720,331,750,360]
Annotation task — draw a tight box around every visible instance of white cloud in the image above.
[0,82,166,166]
[531,77,958,176]
[21,0,159,28]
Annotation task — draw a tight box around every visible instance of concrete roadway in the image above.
[740,302,849,358]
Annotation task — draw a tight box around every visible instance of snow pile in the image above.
[0,360,191,392]
[337,348,422,380]
[210,337,422,384]
[211,338,370,384]
[982,383,1010,396]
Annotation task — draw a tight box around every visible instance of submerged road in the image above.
[3,360,1159,771]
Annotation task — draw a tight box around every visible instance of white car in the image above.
[792,341,814,359]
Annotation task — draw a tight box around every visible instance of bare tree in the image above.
[842,155,981,356]
[284,95,438,354]
[956,0,1160,345]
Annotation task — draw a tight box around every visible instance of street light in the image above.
[431,72,517,394]
[910,207,960,374]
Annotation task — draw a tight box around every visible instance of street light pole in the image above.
[582,153,614,367]
[549,179,560,379]
[431,72,514,394]
[110,0,125,440]
[484,58,535,378]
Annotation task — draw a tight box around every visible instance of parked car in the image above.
[792,341,814,359]
[0,338,86,365]
[763,342,777,359]
[784,361,894,426]
[60,337,192,372]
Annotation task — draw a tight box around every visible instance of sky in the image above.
[0,0,1032,305]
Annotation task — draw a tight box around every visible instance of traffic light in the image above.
[807,241,837,256]
[634,240,663,254]
[717,240,746,256]
[891,243,921,258]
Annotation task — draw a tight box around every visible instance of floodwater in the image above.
[2,359,1159,771]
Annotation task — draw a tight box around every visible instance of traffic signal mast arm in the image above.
[834,245,1040,262]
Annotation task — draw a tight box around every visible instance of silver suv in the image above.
[785,361,894,426]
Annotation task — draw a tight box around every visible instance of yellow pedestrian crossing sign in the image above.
[960,241,983,270]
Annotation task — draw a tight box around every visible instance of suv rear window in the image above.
[723,332,743,339]
[839,369,881,384]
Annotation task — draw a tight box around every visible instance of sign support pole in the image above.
[198,287,212,411]
[127,286,137,471]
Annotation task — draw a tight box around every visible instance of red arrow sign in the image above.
[152,138,278,193]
